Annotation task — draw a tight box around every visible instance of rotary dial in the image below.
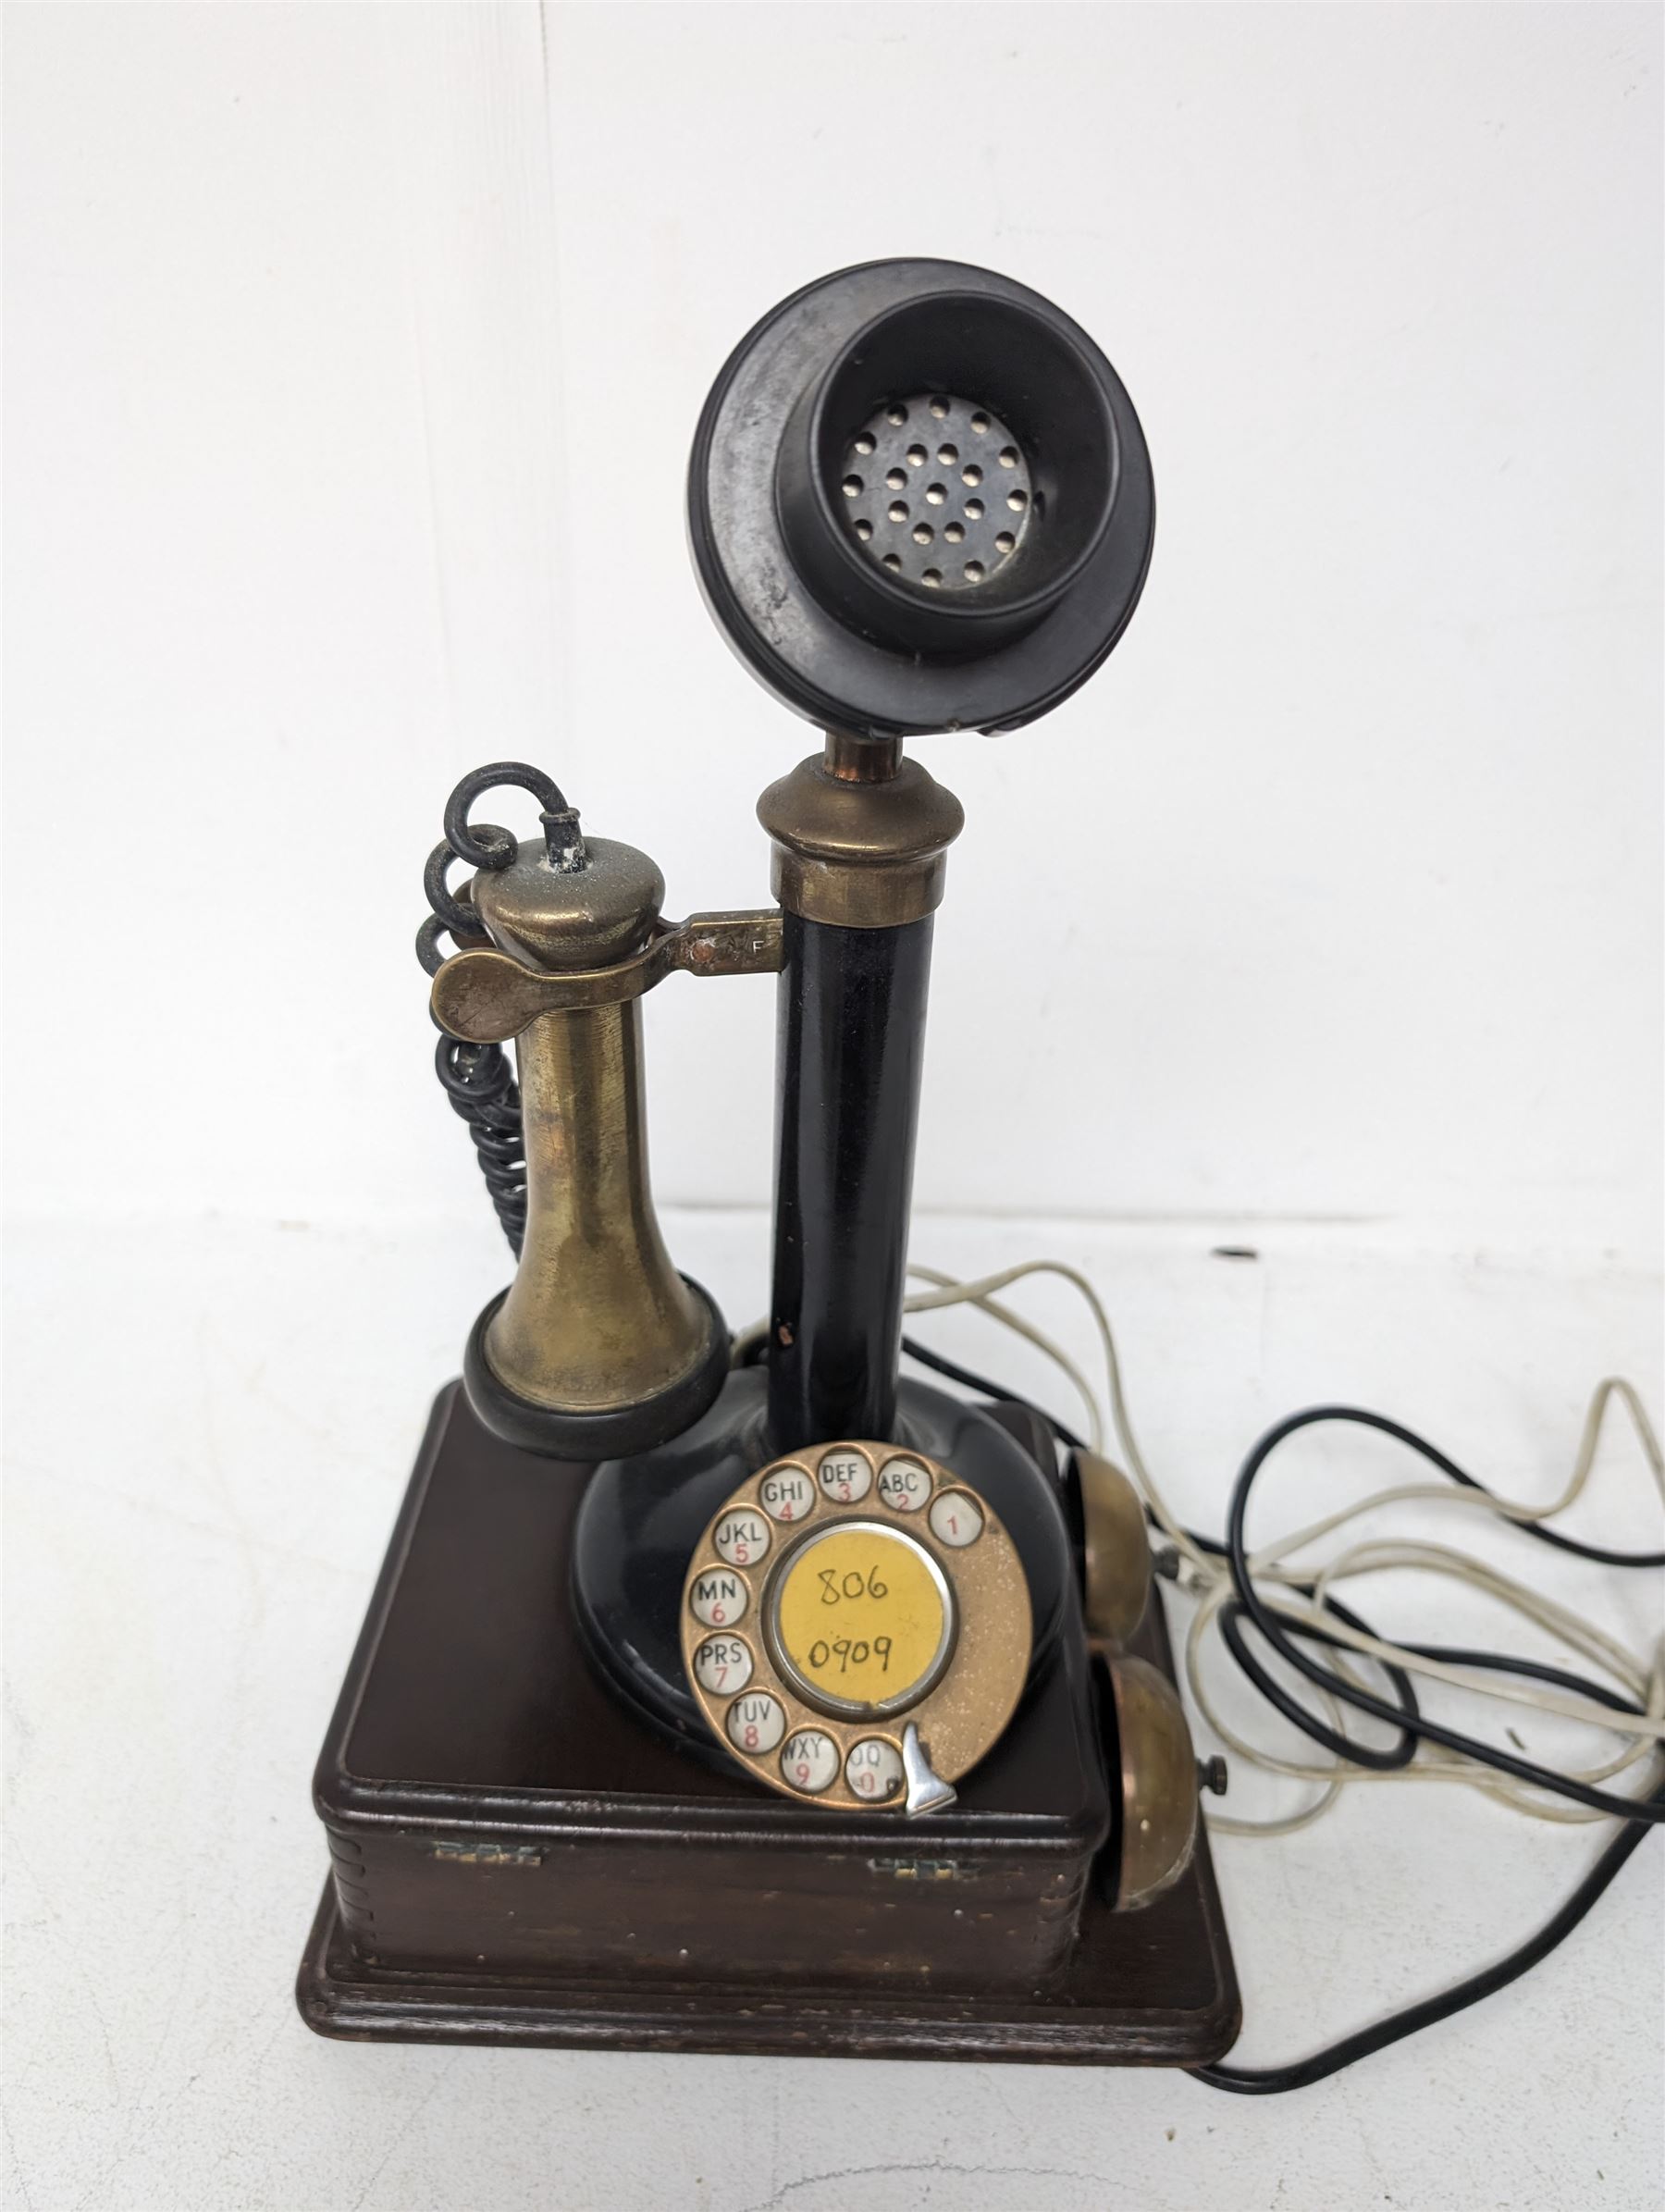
[681,1440,1032,1812]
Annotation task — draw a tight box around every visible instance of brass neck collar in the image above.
[757,741,964,930]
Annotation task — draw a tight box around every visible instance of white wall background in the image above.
[6,14,1663,2212]
[5,1,1660,1266]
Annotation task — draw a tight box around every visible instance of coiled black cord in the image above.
[417,760,577,1256]
[429,1032,527,1255]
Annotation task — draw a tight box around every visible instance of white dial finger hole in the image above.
[693,1635,753,1695]
[845,1736,905,1802]
[928,1490,984,1548]
[714,1509,771,1568]
[817,1448,872,1505]
[781,1729,840,1795]
[876,1457,931,1513]
[726,1692,785,1757]
[690,1567,747,1628]
[758,1467,816,1524]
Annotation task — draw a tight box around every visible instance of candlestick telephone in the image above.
[299,253,1663,2095]
[302,256,1236,2065]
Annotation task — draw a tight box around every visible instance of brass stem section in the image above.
[430,910,783,1044]
[823,730,904,784]
[484,999,711,1413]
[758,753,965,929]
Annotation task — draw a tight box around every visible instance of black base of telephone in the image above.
[569,1365,1080,1758]
[299,1382,1239,2063]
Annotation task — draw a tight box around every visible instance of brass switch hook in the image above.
[431,910,783,1043]
[418,762,778,1460]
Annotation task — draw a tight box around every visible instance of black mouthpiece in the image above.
[688,257,1154,738]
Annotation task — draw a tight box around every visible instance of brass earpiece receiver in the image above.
[422,762,780,1459]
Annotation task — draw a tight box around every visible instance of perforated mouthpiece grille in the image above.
[839,393,1033,592]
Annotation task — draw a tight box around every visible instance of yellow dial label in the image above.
[771,1523,952,1713]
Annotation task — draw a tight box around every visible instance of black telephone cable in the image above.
[905,1340,1664,1819]
[898,1335,1662,2093]
[1222,1406,1665,1826]
[1190,1779,1661,2094]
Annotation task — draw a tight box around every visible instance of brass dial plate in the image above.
[681,1440,1033,1811]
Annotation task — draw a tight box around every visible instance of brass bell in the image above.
[1076,1450,1202,1909]
[1104,1654,1202,1911]
[1079,1449,1153,1650]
